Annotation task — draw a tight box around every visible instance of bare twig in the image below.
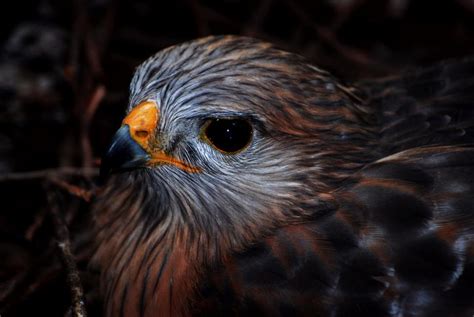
[48,192,88,317]
[84,85,106,124]
[25,208,48,240]
[99,0,119,57]
[49,178,94,202]
[84,34,104,79]
[81,85,106,168]
[58,240,87,317]
[66,0,87,89]
[0,167,99,182]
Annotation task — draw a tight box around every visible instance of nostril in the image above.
[135,130,149,138]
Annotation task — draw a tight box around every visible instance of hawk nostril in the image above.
[135,130,149,138]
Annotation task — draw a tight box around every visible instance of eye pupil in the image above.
[204,118,252,153]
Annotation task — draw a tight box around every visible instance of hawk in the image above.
[92,36,474,316]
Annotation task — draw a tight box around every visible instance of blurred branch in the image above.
[49,178,94,202]
[0,167,98,182]
[81,85,106,168]
[66,0,114,168]
[25,208,48,240]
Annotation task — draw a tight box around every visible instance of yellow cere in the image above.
[122,101,159,152]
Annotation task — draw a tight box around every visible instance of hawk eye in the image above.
[202,118,253,154]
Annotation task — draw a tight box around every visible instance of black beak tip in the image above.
[99,125,149,181]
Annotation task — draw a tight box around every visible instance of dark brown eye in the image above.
[203,118,253,154]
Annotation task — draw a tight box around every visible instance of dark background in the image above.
[1,0,474,316]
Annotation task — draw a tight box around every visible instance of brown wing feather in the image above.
[193,146,474,316]
[361,58,474,155]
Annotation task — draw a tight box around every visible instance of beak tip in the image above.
[100,125,149,179]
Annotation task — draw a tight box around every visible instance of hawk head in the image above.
[92,35,374,315]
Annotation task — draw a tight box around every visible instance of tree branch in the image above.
[0,167,99,182]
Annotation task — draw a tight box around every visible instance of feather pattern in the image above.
[91,36,474,316]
